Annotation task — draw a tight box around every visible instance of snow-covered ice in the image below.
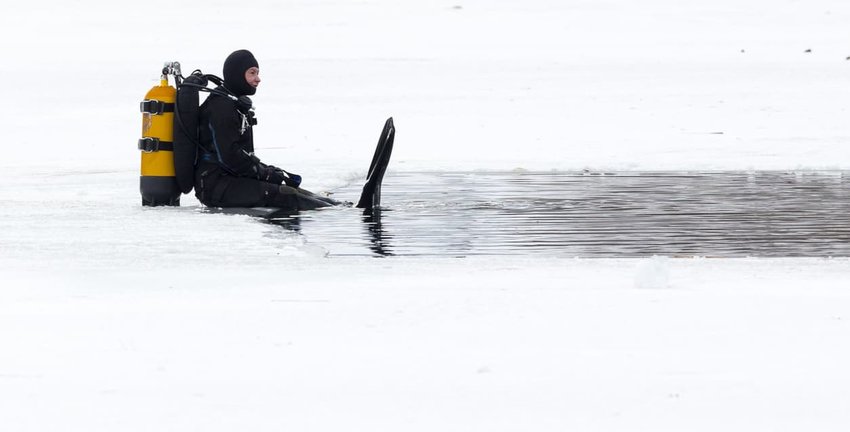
[1,0,850,430]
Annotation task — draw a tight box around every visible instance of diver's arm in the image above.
[205,104,281,183]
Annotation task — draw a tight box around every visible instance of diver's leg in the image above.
[294,188,346,206]
[199,175,337,210]
[199,175,267,208]
[263,185,335,210]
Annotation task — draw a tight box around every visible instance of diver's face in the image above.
[244,67,261,89]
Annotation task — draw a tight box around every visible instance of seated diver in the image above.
[194,49,339,210]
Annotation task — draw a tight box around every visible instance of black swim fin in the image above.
[356,118,395,209]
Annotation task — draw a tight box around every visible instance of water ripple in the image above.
[267,171,850,258]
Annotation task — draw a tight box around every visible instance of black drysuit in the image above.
[193,92,335,210]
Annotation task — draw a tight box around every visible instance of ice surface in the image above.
[634,256,671,289]
[2,1,850,430]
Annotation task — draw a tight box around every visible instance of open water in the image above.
[267,171,850,258]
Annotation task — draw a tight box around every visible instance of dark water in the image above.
[266,171,850,258]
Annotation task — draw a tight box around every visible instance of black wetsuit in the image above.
[193,92,335,210]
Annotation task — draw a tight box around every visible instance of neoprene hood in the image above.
[223,49,259,96]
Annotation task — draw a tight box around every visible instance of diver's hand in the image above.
[283,171,302,188]
[261,165,286,185]
[264,165,302,188]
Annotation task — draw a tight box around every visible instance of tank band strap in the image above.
[140,99,175,115]
[138,137,174,152]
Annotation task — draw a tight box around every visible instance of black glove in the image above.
[282,171,302,188]
[261,165,286,185]
[261,164,302,188]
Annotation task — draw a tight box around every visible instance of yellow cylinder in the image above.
[139,78,180,206]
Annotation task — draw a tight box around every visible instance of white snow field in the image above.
[1,0,850,430]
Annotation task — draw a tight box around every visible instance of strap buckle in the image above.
[138,137,161,152]
[140,99,174,115]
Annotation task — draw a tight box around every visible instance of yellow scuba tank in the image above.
[139,63,180,206]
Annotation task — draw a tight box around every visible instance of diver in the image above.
[194,49,339,210]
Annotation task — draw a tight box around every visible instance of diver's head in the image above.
[223,49,260,96]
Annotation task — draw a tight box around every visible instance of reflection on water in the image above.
[362,208,393,257]
[267,171,850,258]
